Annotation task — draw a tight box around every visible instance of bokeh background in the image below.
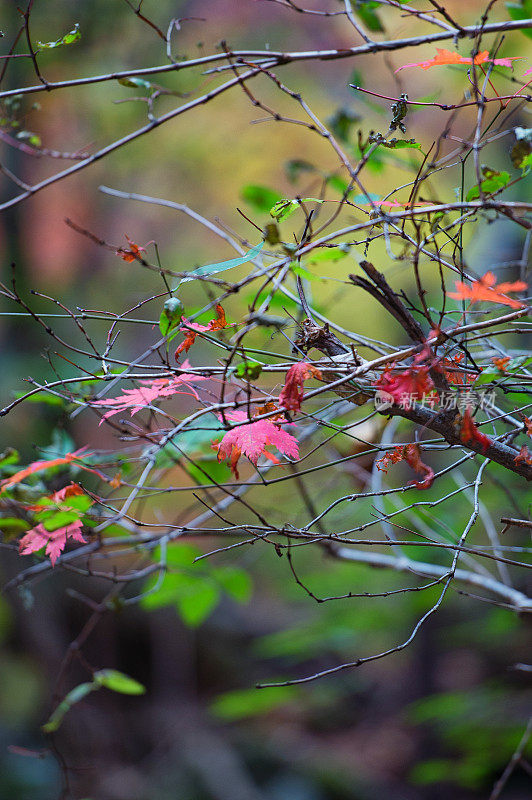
[1,1,531,798]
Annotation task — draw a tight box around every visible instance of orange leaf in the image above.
[441,353,477,386]
[0,449,87,492]
[492,356,511,372]
[396,48,522,73]
[376,446,405,473]
[50,483,85,503]
[116,235,147,262]
[376,443,434,489]
[448,272,527,309]
[279,362,322,412]
[175,305,227,357]
[515,445,532,465]
[208,304,226,331]
[174,330,197,357]
[110,472,122,489]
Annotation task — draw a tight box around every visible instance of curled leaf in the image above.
[376,443,434,489]
[37,23,80,50]
[459,409,491,453]
[279,362,322,412]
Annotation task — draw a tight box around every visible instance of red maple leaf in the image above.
[459,409,491,453]
[92,360,208,422]
[515,445,532,465]
[395,48,522,73]
[376,444,434,489]
[50,483,85,503]
[374,361,436,407]
[215,410,299,479]
[279,362,322,412]
[116,235,147,262]
[175,305,227,357]
[448,272,527,309]
[19,519,86,567]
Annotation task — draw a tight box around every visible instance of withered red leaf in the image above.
[279,362,322,412]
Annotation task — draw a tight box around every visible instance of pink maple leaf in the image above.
[215,411,299,479]
[92,360,208,423]
[279,362,322,412]
[19,519,86,567]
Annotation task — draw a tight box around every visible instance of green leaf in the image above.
[42,681,95,733]
[164,543,202,567]
[307,245,351,264]
[62,494,93,512]
[270,198,323,222]
[37,510,82,529]
[37,23,81,50]
[351,1,384,32]
[349,69,364,89]
[212,566,252,603]
[240,185,282,212]
[94,669,145,695]
[291,263,318,281]
[172,574,220,627]
[0,517,30,532]
[181,241,264,283]
[210,686,297,721]
[505,1,532,38]
[16,130,42,147]
[285,159,316,183]
[511,127,532,172]
[13,391,64,407]
[381,139,421,150]
[410,759,456,786]
[142,568,220,627]
[117,77,155,91]
[518,152,532,175]
[185,459,228,485]
[235,362,262,379]
[327,108,361,143]
[0,448,19,469]
[159,296,184,337]
[466,167,511,201]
